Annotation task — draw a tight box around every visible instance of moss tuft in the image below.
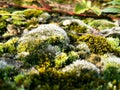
[78,34,113,54]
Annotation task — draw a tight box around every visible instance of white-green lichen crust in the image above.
[17,24,69,61]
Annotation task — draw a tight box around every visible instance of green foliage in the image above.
[78,34,113,54]
[75,0,101,15]
[102,0,120,13]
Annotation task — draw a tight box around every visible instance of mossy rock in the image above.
[61,19,89,42]
[78,34,113,54]
[17,24,69,64]
[88,19,116,30]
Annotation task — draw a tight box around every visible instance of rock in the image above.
[17,24,69,64]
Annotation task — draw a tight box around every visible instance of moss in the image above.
[55,52,68,68]
[78,34,113,54]
[0,10,10,34]
[66,51,79,64]
[75,41,90,59]
[0,10,10,20]
[89,19,116,30]
[23,9,43,19]
[24,17,39,29]
[0,43,4,56]
[66,22,87,33]
[17,24,69,64]
[0,20,7,34]
[4,37,19,54]
[106,37,120,56]
[87,54,102,68]
[67,32,79,42]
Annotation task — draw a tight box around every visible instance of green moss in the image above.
[25,17,39,29]
[66,51,79,64]
[66,23,87,33]
[89,19,116,30]
[23,9,43,19]
[78,34,113,54]
[0,43,4,56]
[0,10,10,20]
[0,10,10,33]
[4,37,19,54]
[106,37,120,56]
[0,20,7,34]
[64,22,87,42]
[55,52,68,68]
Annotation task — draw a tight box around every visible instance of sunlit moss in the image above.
[55,52,68,68]
[4,37,19,54]
[23,9,43,19]
[17,24,69,64]
[89,19,116,30]
[63,22,87,42]
[0,43,4,56]
[78,34,113,54]
[66,22,87,33]
[0,10,10,33]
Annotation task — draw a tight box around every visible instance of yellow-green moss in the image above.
[67,23,87,33]
[55,52,68,68]
[64,22,87,42]
[4,37,19,54]
[88,19,116,30]
[0,43,4,56]
[23,9,43,19]
[78,34,113,54]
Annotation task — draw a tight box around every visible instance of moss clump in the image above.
[55,52,68,68]
[0,10,10,34]
[17,24,69,64]
[87,54,102,68]
[106,37,120,56]
[75,42,90,59]
[66,22,87,33]
[0,43,4,56]
[4,37,19,54]
[64,22,87,42]
[89,19,116,30]
[23,9,43,19]
[78,34,113,54]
